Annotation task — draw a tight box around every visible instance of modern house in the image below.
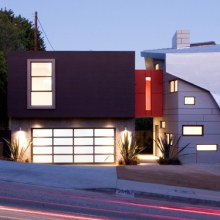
[7,51,135,164]
[140,30,220,163]
[7,30,220,164]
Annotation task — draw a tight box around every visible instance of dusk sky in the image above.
[1,0,220,68]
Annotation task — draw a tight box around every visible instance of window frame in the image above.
[196,144,218,152]
[169,80,178,93]
[182,125,204,136]
[27,59,55,109]
[184,96,195,105]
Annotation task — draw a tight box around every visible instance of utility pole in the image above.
[34,11,38,51]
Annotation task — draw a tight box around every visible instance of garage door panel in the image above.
[54,147,73,154]
[54,155,73,163]
[32,128,115,164]
[33,155,52,163]
[74,155,93,163]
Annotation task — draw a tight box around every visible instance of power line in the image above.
[37,17,55,51]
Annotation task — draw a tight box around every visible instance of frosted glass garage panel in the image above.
[54,155,73,163]
[74,147,93,154]
[74,155,93,163]
[32,129,52,137]
[95,138,114,145]
[33,155,52,163]
[33,138,52,146]
[74,138,93,145]
[33,147,52,154]
[54,129,73,137]
[95,155,114,163]
[74,129,93,137]
[54,138,73,145]
[94,129,114,137]
[54,147,73,154]
[95,146,114,154]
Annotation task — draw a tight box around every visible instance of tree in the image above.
[0,9,46,128]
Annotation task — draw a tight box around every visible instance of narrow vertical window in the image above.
[27,59,55,109]
[170,80,178,93]
[145,77,151,111]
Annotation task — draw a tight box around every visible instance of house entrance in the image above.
[135,118,153,154]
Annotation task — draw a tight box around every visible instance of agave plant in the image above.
[154,135,189,164]
[118,130,145,165]
[3,138,31,162]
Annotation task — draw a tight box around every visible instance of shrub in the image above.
[3,138,31,162]
[154,135,189,165]
[118,130,145,165]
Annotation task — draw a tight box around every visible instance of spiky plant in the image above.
[3,138,31,162]
[118,130,145,165]
[154,135,189,164]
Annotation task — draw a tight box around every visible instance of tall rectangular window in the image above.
[145,77,151,111]
[27,59,55,109]
[182,125,203,136]
[170,80,178,93]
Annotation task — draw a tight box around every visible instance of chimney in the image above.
[172,30,190,49]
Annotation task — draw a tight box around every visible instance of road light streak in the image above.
[0,205,107,220]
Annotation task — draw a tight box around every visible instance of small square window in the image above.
[184,97,195,105]
[182,125,203,136]
[169,80,178,93]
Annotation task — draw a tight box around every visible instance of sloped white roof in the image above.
[166,53,220,107]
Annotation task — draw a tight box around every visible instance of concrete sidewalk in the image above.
[0,160,220,206]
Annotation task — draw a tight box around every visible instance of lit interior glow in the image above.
[95,155,114,163]
[170,80,178,92]
[54,138,73,145]
[185,97,195,105]
[33,155,52,163]
[74,147,93,154]
[32,77,52,91]
[74,129,93,137]
[160,121,166,129]
[54,155,73,163]
[31,62,52,76]
[94,129,114,136]
[197,145,217,151]
[33,147,52,154]
[54,129,73,137]
[183,126,203,135]
[145,77,151,111]
[31,92,52,106]
[33,129,52,137]
[33,138,52,146]
[95,146,114,154]
[74,138,93,145]
[95,138,114,145]
[54,147,73,154]
[74,155,93,163]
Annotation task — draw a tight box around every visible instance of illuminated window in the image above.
[160,121,166,129]
[170,80,178,93]
[145,77,151,111]
[197,145,217,151]
[27,59,55,109]
[184,97,195,105]
[182,125,203,136]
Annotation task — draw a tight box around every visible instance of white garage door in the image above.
[32,128,115,164]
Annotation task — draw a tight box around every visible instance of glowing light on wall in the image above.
[145,77,151,111]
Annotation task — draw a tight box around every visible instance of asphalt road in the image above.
[0,180,219,220]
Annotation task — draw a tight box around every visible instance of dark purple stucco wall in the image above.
[8,51,135,118]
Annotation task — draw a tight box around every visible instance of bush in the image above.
[154,135,189,165]
[118,130,145,165]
